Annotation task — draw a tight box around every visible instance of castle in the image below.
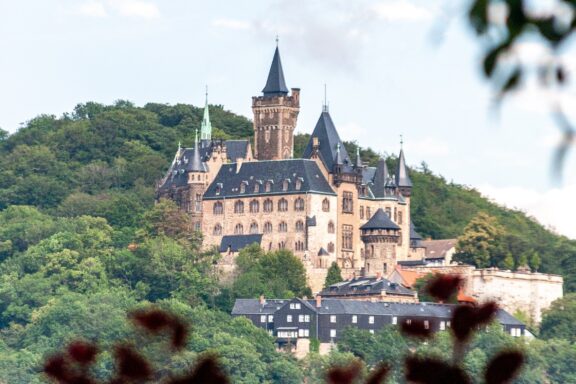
[156,45,426,290]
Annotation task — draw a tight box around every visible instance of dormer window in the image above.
[240,181,247,194]
[254,182,260,193]
[282,179,290,191]
[265,180,273,192]
[215,183,223,196]
[295,177,303,190]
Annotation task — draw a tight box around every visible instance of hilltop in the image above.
[0,101,574,291]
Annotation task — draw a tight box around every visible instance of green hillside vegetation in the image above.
[0,101,575,382]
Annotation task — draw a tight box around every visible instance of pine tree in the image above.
[324,262,343,288]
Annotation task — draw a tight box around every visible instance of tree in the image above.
[324,262,343,288]
[540,293,576,343]
[455,212,505,268]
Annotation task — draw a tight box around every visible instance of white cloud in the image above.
[405,137,449,157]
[371,0,434,22]
[212,18,252,30]
[77,1,108,17]
[479,184,576,239]
[338,121,368,141]
[74,0,160,19]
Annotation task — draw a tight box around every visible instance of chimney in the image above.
[259,295,265,305]
[315,295,322,308]
[376,271,382,280]
[236,158,243,174]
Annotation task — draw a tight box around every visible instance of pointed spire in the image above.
[189,129,205,173]
[355,147,363,168]
[323,84,329,112]
[361,208,400,231]
[371,157,389,198]
[335,143,343,165]
[396,149,412,188]
[200,86,212,141]
[262,44,289,96]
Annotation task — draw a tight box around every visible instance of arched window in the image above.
[263,199,273,213]
[249,200,259,213]
[249,222,259,234]
[322,198,330,212]
[328,242,335,253]
[295,241,304,251]
[295,220,304,232]
[279,241,286,249]
[279,221,288,232]
[254,183,260,193]
[234,200,244,214]
[295,178,302,190]
[240,182,246,194]
[294,198,305,211]
[328,221,335,234]
[265,181,272,192]
[213,202,223,215]
[264,222,273,234]
[213,224,222,236]
[234,224,244,235]
[278,198,288,212]
[282,180,289,191]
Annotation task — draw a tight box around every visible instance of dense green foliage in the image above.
[324,261,343,288]
[1,101,575,381]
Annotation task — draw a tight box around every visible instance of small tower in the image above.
[252,42,300,160]
[396,148,412,197]
[200,87,212,143]
[361,208,401,277]
[187,130,208,231]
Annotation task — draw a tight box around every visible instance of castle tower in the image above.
[187,131,208,231]
[361,208,401,277]
[200,87,212,142]
[252,44,300,160]
[395,148,412,197]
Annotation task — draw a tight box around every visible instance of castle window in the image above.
[234,224,244,235]
[342,192,353,213]
[250,199,259,213]
[282,179,289,191]
[265,181,272,192]
[254,183,260,193]
[234,200,244,214]
[295,178,302,190]
[279,241,286,249]
[264,222,273,234]
[328,242,335,253]
[394,207,397,222]
[213,224,222,236]
[294,198,305,211]
[398,231,402,246]
[215,183,222,195]
[360,206,364,219]
[295,220,304,232]
[366,207,371,218]
[278,198,288,212]
[213,202,223,215]
[279,221,288,232]
[342,225,353,250]
[295,241,304,251]
[328,221,335,234]
[322,198,330,212]
[240,182,246,194]
[263,199,273,213]
[398,212,403,225]
[194,222,201,231]
[249,222,259,234]
[195,194,202,212]
[385,207,391,218]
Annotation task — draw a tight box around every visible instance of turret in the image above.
[200,87,212,142]
[361,208,401,277]
[395,149,412,197]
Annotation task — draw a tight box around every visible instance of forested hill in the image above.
[0,100,575,291]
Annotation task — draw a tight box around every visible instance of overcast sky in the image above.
[1,0,575,238]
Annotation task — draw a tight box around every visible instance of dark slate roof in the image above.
[302,111,352,172]
[231,299,289,315]
[318,247,330,256]
[262,47,289,96]
[204,159,336,199]
[361,208,400,230]
[420,239,457,259]
[398,260,427,267]
[371,158,389,198]
[158,147,208,191]
[320,276,415,298]
[219,234,263,252]
[225,140,250,161]
[362,167,376,184]
[396,149,412,188]
[410,222,423,241]
[232,299,525,327]
[189,143,204,172]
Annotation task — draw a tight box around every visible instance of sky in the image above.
[0,0,575,238]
